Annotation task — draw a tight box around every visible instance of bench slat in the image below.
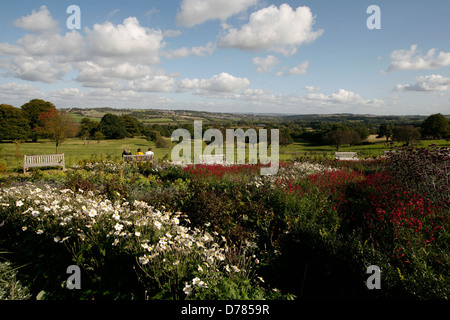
[123,155,154,162]
[23,154,65,173]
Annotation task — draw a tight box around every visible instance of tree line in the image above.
[1,99,449,152]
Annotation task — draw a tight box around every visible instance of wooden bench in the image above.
[335,152,359,161]
[23,154,65,173]
[199,154,225,165]
[123,154,154,163]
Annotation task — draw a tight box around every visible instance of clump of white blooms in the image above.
[0,182,261,298]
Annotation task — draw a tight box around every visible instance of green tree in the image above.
[39,109,79,153]
[377,123,394,142]
[77,118,99,140]
[20,99,56,142]
[0,104,31,141]
[392,125,421,146]
[98,114,127,139]
[120,114,143,137]
[421,113,450,139]
[325,129,351,151]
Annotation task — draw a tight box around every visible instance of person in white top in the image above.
[145,148,154,156]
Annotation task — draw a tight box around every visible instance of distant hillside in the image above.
[62,107,448,127]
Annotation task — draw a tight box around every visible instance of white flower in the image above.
[54,236,61,243]
[16,200,23,207]
[183,284,192,295]
[22,226,27,231]
[154,221,162,230]
[36,229,44,235]
[231,265,240,273]
[139,256,149,265]
[225,265,231,272]
[198,265,203,272]
[173,260,180,266]
[114,223,123,232]
[198,281,208,289]
[135,231,141,237]
[192,277,201,285]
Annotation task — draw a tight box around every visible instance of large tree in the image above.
[421,113,450,139]
[120,114,143,137]
[392,125,421,146]
[377,123,394,142]
[0,104,31,141]
[98,113,128,139]
[77,118,99,140]
[21,99,56,142]
[39,109,79,153]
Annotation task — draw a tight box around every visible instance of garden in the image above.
[0,145,448,300]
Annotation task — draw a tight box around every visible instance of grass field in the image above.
[0,136,449,172]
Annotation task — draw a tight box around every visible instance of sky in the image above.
[0,0,450,115]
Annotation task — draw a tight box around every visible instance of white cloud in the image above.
[252,55,280,74]
[306,89,384,106]
[304,86,320,92]
[218,4,323,56]
[0,82,45,104]
[176,0,258,27]
[387,45,450,72]
[163,42,215,59]
[394,74,450,92]
[127,75,175,92]
[163,29,182,38]
[85,17,163,65]
[13,5,59,34]
[6,56,70,83]
[276,61,309,76]
[178,72,250,95]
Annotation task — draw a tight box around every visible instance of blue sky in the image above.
[0,0,450,115]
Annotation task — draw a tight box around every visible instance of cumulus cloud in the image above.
[304,86,320,92]
[252,55,280,74]
[85,17,163,65]
[0,8,170,90]
[218,4,323,56]
[276,61,309,76]
[176,0,258,27]
[387,45,450,72]
[306,89,384,106]
[127,75,175,92]
[394,74,450,92]
[178,72,250,95]
[13,5,59,34]
[163,42,215,59]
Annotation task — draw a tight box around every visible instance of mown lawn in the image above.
[0,136,449,171]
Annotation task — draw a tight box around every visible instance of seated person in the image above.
[122,149,132,158]
[136,148,144,155]
[145,148,154,156]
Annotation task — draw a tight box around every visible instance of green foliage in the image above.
[421,113,450,139]
[77,118,99,139]
[392,125,421,146]
[0,104,31,141]
[20,99,56,141]
[0,151,448,300]
[98,113,128,139]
